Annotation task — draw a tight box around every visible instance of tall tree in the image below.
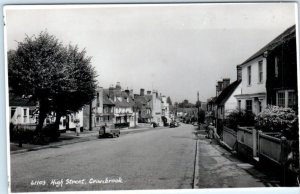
[8,32,97,135]
[8,32,67,132]
[167,96,172,105]
[52,45,97,131]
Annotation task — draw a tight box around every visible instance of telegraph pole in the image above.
[197,91,200,130]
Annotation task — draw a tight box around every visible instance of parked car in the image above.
[151,122,158,128]
[99,124,120,138]
[170,121,179,128]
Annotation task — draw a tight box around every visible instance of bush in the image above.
[9,123,60,145]
[255,106,298,139]
[10,123,34,142]
[42,123,60,141]
[225,110,255,130]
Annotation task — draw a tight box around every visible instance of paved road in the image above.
[10,124,197,192]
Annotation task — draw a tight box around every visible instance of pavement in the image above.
[194,126,281,188]
[10,124,162,154]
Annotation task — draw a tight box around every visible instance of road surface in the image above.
[10,124,196,192]
[10,123,279,192]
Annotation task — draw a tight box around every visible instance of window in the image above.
[23,108,28,123]
[29,109,35,116]
[275,56,279,78]
[238,100,241,111]
[11,108,16,119]
[276,90,296,108]
[96,92,100,107]
[258,101,262,113]
[277,92,285,107]
[288,91,296,108]
[258,61,263,83]
[246,100,252,112]
[247,66,251,85]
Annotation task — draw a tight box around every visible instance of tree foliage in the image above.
[177,99,195,108]
[167,96,172,105]
[8,31,97,135]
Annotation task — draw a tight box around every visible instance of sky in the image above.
[4,3,297,103]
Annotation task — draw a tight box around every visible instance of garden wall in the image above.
[236,126,254,158]
[222,126,237,150]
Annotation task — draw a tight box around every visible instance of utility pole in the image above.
[197,91,201,130]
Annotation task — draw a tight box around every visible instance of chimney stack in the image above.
[116,82,121,90]
[109,87,114,99]
[147,90,151,95]
[140,88,145,96]
[237,65,242,81]
[217,81,223,92]
[223,78,230,88]
[130,89,134,98]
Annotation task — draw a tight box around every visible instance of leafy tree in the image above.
[8,32,97,136]
[167,96,172,105]
[52,45,97,131]
[178,99,195,108]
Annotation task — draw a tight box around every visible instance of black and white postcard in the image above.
[4,3,299,193]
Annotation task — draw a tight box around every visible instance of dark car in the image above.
[170,121,179,128]
[99,124,120,138]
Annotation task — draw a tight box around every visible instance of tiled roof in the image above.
[240,25,296,66]
[9,95,36,107]
[103,94,115,106]
[114,98,132,108]
[215,80,241,106]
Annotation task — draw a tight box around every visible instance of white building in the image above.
[234,55,267,115]
[215,80,242,120]
[161,96,170,118]
[151,91,163,126]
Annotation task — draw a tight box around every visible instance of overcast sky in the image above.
[5,3,297,103]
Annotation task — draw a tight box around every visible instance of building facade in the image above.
[235,25,297,115]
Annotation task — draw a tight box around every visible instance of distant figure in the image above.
[207,123,214,144]
[75,120,80,136]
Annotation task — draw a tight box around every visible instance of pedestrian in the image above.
[75,119,80,136]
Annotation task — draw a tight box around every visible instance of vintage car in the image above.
[98,124,120,138]
[169,121,180,128]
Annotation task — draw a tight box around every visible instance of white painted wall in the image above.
[10,107,36,124]
[224,82,242,116]
[241,56,267,95]
[152,92,163,125]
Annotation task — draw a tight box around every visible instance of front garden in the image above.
[220,105,299,186]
